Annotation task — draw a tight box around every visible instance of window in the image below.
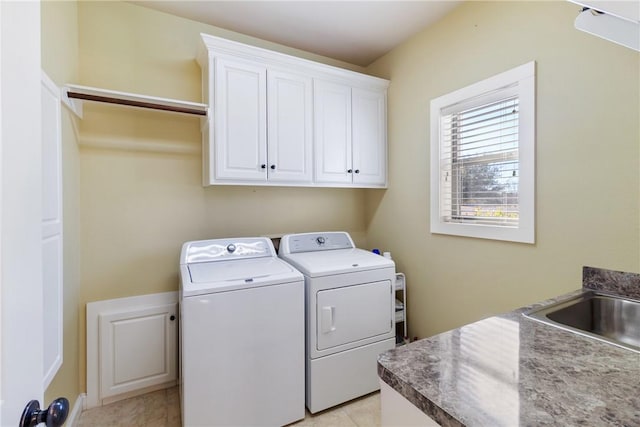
[430,62,535,243]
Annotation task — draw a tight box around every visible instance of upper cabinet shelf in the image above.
[62,84,208,118]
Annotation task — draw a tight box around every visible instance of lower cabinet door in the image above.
[99,303,177,398]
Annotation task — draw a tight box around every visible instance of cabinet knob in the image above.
[260,164,266,169]
[270,165,276,170]
[347,169,353,173]
[355,169,360,174]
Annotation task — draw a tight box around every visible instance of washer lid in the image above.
[180,237,275,265]
[279,247,394,277]
[183,257,302,296]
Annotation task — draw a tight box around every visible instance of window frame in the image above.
[430,61,536,244]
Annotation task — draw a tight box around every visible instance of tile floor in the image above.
[77,387,181,427]
[76,386,381,427]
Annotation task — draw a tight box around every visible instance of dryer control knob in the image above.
[227,244,236,253]
[316,236,325,245]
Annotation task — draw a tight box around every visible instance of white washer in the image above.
[279,231,396,413]
[179,237,305,427]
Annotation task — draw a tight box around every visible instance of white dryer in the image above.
[279,232,395,413]
[179,237,305,427]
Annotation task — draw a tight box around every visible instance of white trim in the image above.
[430,61,536,244]
[0,1,4,421]
[198,33,389,91]
[65,393,86,427]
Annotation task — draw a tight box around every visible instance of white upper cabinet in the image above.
[314,80,353,184]
[267,70,313,184]
[352,88,387,187]
[314,82,388,187]
[210,58,313,184]
[213,55,267,182]
[198,34,389,188]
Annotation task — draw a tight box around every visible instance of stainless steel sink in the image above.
[524,292,640,352]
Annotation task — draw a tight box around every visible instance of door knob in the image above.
[19,398,69,427]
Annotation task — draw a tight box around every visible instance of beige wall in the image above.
[43,0,640,401]
[41,0,81,409]
[76,1,370,390]
[365,1,640,339]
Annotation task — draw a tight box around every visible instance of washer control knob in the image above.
[227,244,236,253]
[316,236,325,245]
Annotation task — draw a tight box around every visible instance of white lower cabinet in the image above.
[380,380,439,426]
[98,303,178,400]
[198,34,389,188]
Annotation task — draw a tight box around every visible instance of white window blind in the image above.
[440,95,520,227]
[430,62,535,243]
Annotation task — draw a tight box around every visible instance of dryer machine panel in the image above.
[316,280,392,351]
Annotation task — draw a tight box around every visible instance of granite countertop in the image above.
[378,267,640,427]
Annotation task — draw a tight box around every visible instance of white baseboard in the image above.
[66,393,86,427]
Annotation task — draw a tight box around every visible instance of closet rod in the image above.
[66,91,207,116]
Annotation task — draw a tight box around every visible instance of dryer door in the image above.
[316,280,393,351]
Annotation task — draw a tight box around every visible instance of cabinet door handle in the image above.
[355,169,360,174]
[270,164,276,170]
[347,169,353,173]
[260,164,266,169]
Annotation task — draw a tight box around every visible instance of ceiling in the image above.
[131,1,461,67]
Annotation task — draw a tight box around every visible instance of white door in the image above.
[0,1,46,425]
[214,55,267,182]
[267,69,313,183]
[314,79,353,184]
[352,87,387,186]
[41,72,64,390]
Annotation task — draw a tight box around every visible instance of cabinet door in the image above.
[352,87,387,187]
[99,303,177,399]
[267,70,313,183]
[213,56,267,181]
[314,80,352,184]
